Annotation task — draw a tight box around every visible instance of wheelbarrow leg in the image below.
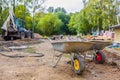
[52,49,63,67]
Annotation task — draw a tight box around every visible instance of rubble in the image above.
[103,47,120,70]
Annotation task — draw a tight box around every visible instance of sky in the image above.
[44,0,84,13]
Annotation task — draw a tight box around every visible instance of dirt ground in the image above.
[0,39,120,80]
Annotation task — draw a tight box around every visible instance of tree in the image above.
[15,0,46,33]
[15,5,32,29]
[0,7,9,23]
[34,12,46,33]
[0,0,46,34]
[68,12,91,35]
[82,0,87,7]
[25,15,32,29]
[0,5,2,33]
[0,5,2,13]
[85,0,118,30]
[47,7,54,13]
[28,0,45,33]
[37,14,63,36]
[68,0,119,35]
[15,5,30,20]
[55,12,70,34]
[0,7,9,34]
[68,13,78,34]
[54,7,67,13]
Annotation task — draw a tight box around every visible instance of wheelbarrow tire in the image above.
[94,50,105,64]
[71,54,84,75]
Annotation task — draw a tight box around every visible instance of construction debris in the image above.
[103,47,120,70]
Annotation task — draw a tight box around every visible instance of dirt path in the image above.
[0,40,120,80]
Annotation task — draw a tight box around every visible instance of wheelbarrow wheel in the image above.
[94,50,105,64]
[71,54,84,75]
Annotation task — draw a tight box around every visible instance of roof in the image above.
[110,24,120,29]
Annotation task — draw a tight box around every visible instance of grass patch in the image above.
[24,47,36,53]
[64,54,70,58]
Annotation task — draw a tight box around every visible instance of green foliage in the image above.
[34,12,46,33]
[37,14,63,36]
[47,7,69,34]
[24,47,36,53]
[15,5,32,29]
[54,7,67,13]
[25,15,32,29]
[68,0,119,35]
[55,12,70,34]
[15,5,30,20]
[0,0,119,36]
[0,6,2,13]
[1,8,9,22]
[69,12,91,35]
[86,0,117,29]
[0,7,9,34]
[0,8,9,31]
[47,7,54,13]
[47,7,67,13]
[68,13,78,34]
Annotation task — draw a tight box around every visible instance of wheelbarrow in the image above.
[50,40,111,75]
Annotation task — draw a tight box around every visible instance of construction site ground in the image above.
[0,38,120,80]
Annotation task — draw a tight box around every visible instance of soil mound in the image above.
[34,33,43,39]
